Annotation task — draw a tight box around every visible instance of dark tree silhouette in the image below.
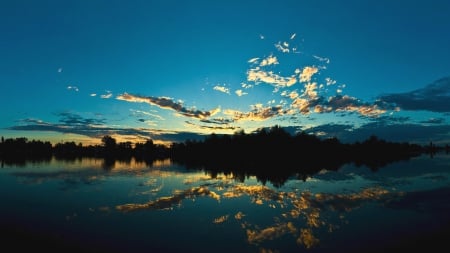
[1,126,446,186]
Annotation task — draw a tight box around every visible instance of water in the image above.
[1,154,449,252]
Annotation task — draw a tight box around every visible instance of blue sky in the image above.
[1,0,450,145]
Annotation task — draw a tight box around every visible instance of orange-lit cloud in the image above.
[224,105,285,122]
[260,55,279,67]
[299,66,319,83]
[235,89,248,97]
[117,93,220,119]
[247,68,297,88]
[213,85,230,94]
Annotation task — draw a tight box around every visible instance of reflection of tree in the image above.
[0,126,441,186]
[170,127,426,186]
[102,157,115,170]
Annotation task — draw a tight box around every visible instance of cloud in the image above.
[274,41,290,53]
[186,121,237,131]
[420,118,445,124]
[247,67,297,88]
[378,77,450,112]
[199,117,234,125]
[57,112,105,126]
[8,116,210,144]
[100,91,113,99]
[299,66,319,83]
[213,85,230,94]
[224,105,285,122]
[235,89,248,97]
[248,57,259,64]
[304,121,450,144]
[313,55,330,64]
[117,93,220,119]
[325,77,336,86]
[130,109,165,121]
[260,55,278,67]
[290,93,388,117]
[67,86,79,92]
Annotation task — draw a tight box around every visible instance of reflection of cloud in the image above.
[213,214,229,224]
[378,77,450,112]
[234,211,245,220]
[117,93,220,119]
[246,222,297,245]
[116,186,220,212]
[297,228,320,249]
[421,118,445,124]
[222,183,400,250]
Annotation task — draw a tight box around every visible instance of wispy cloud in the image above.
[116,93,220,119]
[224,105,285,122]
[186,121,237,131]
[305,121,450,144]
[130,109,165,121]
[260,55,279,67]
[247,68,297,88]
[235,89,248,97]
[248,57,259,64]
[67,85,79,92]
[378,77,450,112]
[274,41,290,53]
[420,118,445,124]
[101,91,113,99]
[313,55,330,64]
[213,85,230,94]
[299,67,319,83]
[57,112,105,126]
[8,115,208,144]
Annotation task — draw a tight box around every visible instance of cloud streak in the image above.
[117,93,220,120]
[378,77,450,112]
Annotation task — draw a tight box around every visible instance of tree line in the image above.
[0,125,447,175]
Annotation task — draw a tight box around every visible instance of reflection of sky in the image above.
[1,155,449,252]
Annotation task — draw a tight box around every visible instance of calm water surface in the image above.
[1,154,449,253]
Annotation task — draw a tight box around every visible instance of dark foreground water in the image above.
[1,154,449,253]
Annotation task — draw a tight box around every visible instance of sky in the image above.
[1,0,450,146]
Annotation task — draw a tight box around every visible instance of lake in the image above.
[1,153,449,253]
